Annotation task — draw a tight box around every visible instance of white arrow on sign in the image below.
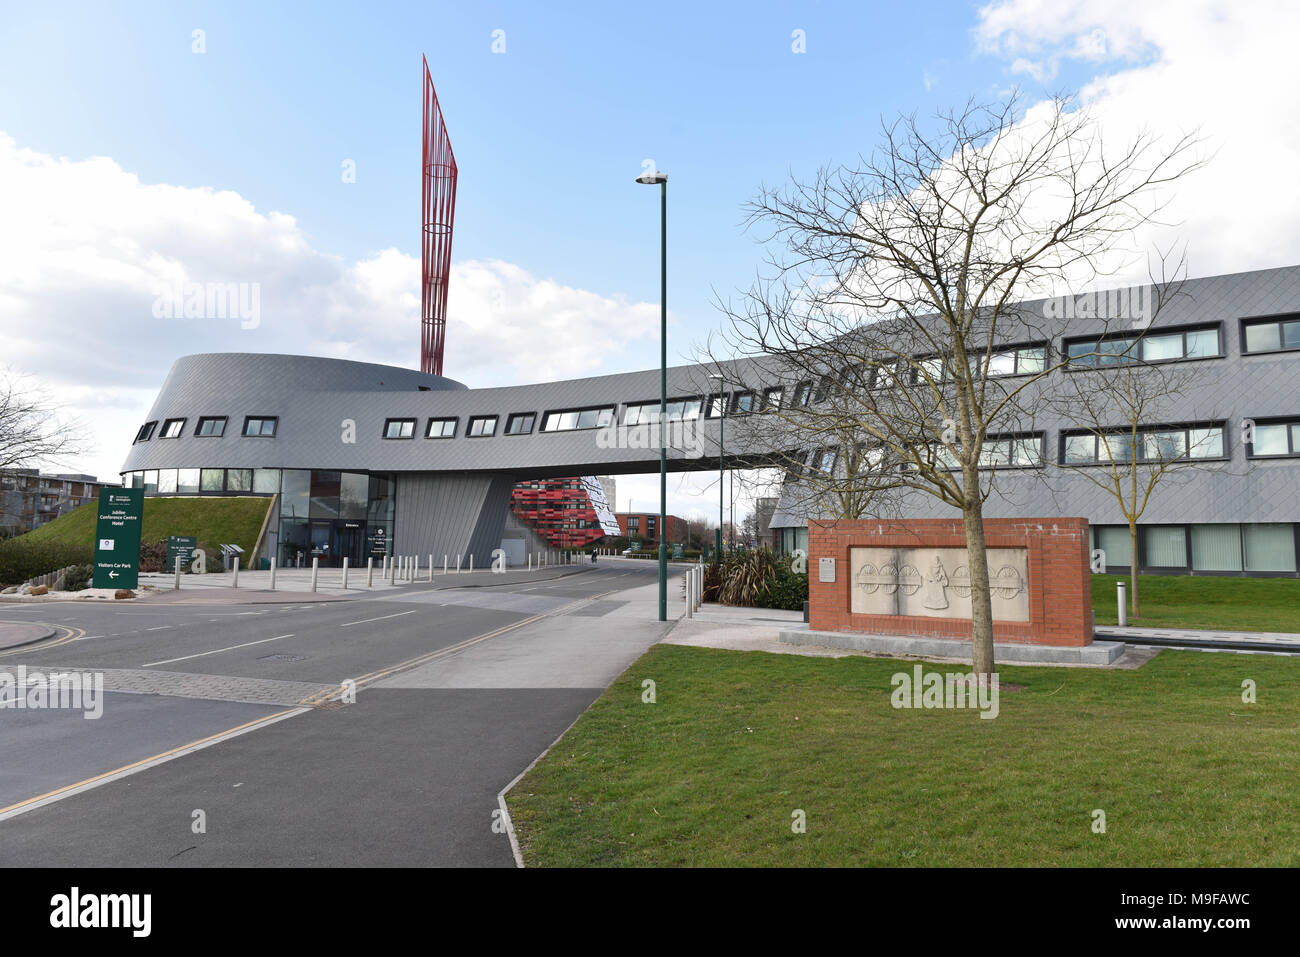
[109,570,119,579]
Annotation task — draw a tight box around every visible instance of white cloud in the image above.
[0,133,662,480]
[974,1,1300,286]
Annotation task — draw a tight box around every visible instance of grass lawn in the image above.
[509,644,1300,866]
[1091,574,1300,632]
[21,496,271,559]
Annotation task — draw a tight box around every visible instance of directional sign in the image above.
[93,488,144,589]
[672,543,685,560]
[167,535,198,572]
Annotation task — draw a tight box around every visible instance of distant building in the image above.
[615,512,688,545]
[751,497,778,549]
[0,469,116,537]
[511,476,621,550]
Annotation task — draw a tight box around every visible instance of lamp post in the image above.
[709,372,725,563]
[636,168,668,622]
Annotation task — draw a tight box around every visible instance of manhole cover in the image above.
[258,653,306,661]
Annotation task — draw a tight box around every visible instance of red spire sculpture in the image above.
[421,55,458,375]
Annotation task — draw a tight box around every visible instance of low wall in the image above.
[808,517,1093,647]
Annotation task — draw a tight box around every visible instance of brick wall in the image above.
[808,517,1093,647]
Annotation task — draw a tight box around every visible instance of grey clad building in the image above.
[121,264,1300,577]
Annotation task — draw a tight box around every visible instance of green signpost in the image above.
[672,543,685,560]
[93,488,144,589]
[166,535,198,572]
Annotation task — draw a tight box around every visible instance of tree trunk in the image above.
[961,497,995,677]
[1128,518,1140,618]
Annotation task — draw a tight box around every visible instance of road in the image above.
[0,560,681,866]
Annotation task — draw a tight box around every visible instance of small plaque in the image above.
[818,557,836,583]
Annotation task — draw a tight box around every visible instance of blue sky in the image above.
[1,0,1081,355]
[3,1,1294,517]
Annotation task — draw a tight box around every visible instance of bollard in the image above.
[469,553,474,573]
[367,556,373,588]
[342,556,349,591]
[1117,581,1128,628]
[684,574,692,618]
[428,555,433,583]
[311,556,319,593]
[232,556,240,589]
[270,559,277,592]
[174,556,182,590]
[444,555,448,576]
[456,553,461,573]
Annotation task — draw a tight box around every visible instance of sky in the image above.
[2,0,1298,523]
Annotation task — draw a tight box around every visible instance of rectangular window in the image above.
[195,416,227,437]
[1094,526,1132,568]
[625,398,702,425]
[467,415,498,437]
[177,468,200,494]
[1242,314,1300,354]
[1190,525,1243,572]
[157,469,177,494]
[1243,523,1297,572]
[160,418,186,439]
[540,407,614,432]
[793,382,813,407]
[628,517,640,532]
[242,416,278,437]
[1063,425,1224,464]
[815,449,837,474]
[252,469,280,494]
[383,418,416,439]
[200,468,225,492]
[426,417,457,439]
[1247,419,1299,457]
[504,413,535,435]
[225,469,252,492]
[134,422,157,443]
[730,392,756,414]
[762,387,783,410]
[705,393,727,418]
[1144,526,1188,568]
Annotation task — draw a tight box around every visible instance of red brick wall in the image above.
[808,517,1093,647]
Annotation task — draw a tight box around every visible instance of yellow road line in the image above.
[0,624,84,659]
[0,707,302,818]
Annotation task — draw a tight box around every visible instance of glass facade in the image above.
[1093,523,1298,575]
[119,466,396,569]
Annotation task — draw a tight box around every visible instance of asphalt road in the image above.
[0,560,678,866]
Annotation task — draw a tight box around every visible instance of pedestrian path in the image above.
[1096,624,1300,654]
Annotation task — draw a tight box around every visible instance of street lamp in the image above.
[709,372,725,563]
[636,168,668,622]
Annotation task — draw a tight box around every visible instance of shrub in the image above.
[702,549,808,610]
[61,564,93,591]
[0,539,94,587]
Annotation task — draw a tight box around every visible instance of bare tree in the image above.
[708,93,1204,676]
[0,369,89,471]
[1050,339,1231,617]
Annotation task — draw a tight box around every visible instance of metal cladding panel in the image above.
[121,353,770,476]
[393,472,514,565]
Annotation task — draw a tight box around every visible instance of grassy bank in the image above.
[509,644,1300,867]
[19,496,270,561]
[1091,574,1300,632]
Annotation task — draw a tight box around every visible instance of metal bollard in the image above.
[174,556,182,590]
[444,555,448,576]
[270,559,277,592]
[456,553,461,573]
[367,556,373,588]
[428,555,434,583]
[1117,581,1128,628]
[469,553,474,572]
[232,556,239,589]
[342,556,349,591]
[684,573,692,618]
[311,556,319,593]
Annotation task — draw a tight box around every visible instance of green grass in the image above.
[20,496,271,559]
[1091,574,1300,632]
[509,644,1300,867]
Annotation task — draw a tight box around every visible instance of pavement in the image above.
[0,623,56,651]
[0,560,683,866]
